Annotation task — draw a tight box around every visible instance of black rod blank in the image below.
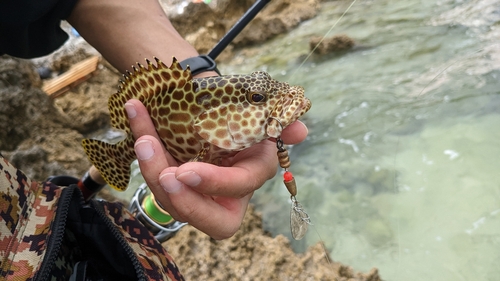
[207,0,271,60]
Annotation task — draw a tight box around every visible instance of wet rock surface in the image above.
[309,34,355,55]
[0,1,380,279]
[164,204,381,281]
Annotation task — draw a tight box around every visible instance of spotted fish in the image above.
[82,57,311,191]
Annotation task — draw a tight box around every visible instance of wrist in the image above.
[194,71,219,78]
[179,55,220,77]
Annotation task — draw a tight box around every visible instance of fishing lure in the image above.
[276,137,311,240]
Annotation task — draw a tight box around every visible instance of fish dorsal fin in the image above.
[108,57,192,133]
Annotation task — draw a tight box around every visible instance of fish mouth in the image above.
[288,99,310,120]
[291,98,311,123]
[266,96,311,138]
[297,98,312,117]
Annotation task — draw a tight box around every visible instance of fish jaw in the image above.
[266,85,311,138]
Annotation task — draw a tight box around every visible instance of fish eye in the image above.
[247,91,267,104]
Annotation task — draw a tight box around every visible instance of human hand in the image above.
[125,99,308,239]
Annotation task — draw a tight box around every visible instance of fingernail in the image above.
[160,172,183,194]
[135,140,154,160]
[177,171,201,187]
[125,102,137,119]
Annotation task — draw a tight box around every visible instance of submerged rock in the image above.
[309,34,355,55]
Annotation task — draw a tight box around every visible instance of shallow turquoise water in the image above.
[112,0,500,279]
[219,0,500,279]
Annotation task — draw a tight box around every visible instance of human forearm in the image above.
[69,0,218,187]
[67,0,217,76]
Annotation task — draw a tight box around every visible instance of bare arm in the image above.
[67,0,216,76]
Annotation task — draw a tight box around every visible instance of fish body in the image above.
[82,57,311,191]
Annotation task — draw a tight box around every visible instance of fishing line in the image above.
[311,224,333,266]
[416,48,484,98]
[283,0,359,267]
[291,0,358,78]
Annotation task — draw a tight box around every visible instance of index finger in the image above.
[125,98,177,165]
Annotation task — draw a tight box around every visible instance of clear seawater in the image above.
[219,0,500,280]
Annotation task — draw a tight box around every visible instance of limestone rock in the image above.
[163,205,381,281]
[309,34,355,55]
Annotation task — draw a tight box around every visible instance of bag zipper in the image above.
[34,185,146,280]
[89,199,146,281]
[34,185,75,281]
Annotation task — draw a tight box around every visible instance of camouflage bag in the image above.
[0,154,184,281]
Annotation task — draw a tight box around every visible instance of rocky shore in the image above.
[0,1,380,279]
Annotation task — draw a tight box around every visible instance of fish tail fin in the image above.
[82,137,136,191]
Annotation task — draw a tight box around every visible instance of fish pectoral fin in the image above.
[193,115,239,150]
[189,146,210,162]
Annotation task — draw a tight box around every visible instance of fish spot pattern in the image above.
[82,57,311,191]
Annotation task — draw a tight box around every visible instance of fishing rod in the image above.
[178,0,271,75]
[75,0,271,242]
